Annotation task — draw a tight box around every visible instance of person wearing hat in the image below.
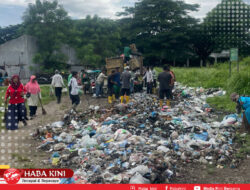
[51,70,65,104]
[120,66,131,104]
[231,93,250,132]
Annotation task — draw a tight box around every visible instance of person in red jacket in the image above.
[4,75,27,130]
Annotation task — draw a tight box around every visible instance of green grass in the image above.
[235,133,250,159]
[156,57,250,112]
[40,85,56,105]
[157,59,250,159]
[11,153,31,162]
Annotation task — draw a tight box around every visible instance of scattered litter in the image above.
[33,83,240,184]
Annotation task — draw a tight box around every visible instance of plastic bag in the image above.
[81,135,98,148]
[62,88,68,93]
[129,173,150,184]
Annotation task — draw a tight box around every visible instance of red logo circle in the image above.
[4,168,21,184]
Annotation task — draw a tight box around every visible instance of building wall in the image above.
[0,35,80,81]
[0,35,37,81]
[60,44,80,66]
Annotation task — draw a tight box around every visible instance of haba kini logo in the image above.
[1,169,74,184]
[4,168,21,184]
[23,170,66,177]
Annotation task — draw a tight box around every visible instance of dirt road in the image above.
[0,95,107,168]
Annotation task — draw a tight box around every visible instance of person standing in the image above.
[231,93,250,132]
[69,71,80,109]
[158,65,172,108]
[169,65,176,99]
[143,67,153,94]
[25,75,41,119]
[120,67,132,104]
[96,69,107,98]
[4,75,27,130]
[51,70,65,104]
[107,70,116,104]
[124,46,131,64]
[113,68,121,100]
[81,70,89,94]
[151,66,157,94]
[68,72,72,100]
[130,69,136,94]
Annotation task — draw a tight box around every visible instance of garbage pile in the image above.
[33,83,241,184]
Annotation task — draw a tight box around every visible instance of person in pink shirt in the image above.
[25,75,41,119]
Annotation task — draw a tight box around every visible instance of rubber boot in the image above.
[108,96,112,104]
[121,96,124,104]
[112,94,116,101]
[153,88,156,94]
[159,100,163,108]
[125,96,130,104]
[167,100,171,108]
[72,104,77,111]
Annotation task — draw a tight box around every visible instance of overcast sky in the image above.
[0,0,249,27]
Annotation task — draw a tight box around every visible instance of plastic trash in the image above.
[157,146,170,153]
[194,132,209,141]
[80,135,98,148]
[51,121,64,128]
[114,129,132,141]
[129,172,150,184]
[54,143,66,151]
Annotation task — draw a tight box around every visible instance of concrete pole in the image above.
[200,60,203,67]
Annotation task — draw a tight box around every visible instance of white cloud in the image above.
[0,0,137,19]
[185,0,224,20]
[0,0,228,21]
[60,0,123,19]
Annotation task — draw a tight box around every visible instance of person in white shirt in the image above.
[51,70,65,104]
[69,71,80,109]
[95,69,107,98]
[143,66,153,94]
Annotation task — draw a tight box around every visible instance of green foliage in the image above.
[23,0,71,72]
[169,58,250,112]
[118,0,199,65]
[70,15,122,68]
[0,24,23,45]
[235,133,250,159]
[189,25,215,62]
[203,0,250,56]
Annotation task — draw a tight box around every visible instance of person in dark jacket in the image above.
[158,65,172,108]
[107,70,117,104]
[120,66,131,104]
[113,68,121,100]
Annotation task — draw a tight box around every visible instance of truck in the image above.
[105,55,143,75]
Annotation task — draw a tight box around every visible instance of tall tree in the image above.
[203,0,250,56]
[0,24,23,45]
[23,0,72,72]
[72,15,121,68]
[118,0,199,66]
[189,25,215,63]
